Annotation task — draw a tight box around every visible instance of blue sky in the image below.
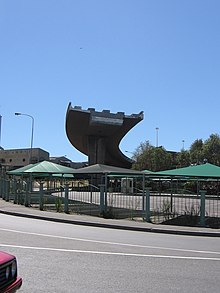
[0,0,219,162]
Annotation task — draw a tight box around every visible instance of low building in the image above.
[0,147,49,169]
[50,156,88,169]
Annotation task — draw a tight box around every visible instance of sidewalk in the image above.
[0,198,219,237]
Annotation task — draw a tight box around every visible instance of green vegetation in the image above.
[132,133,220,171]
[55,197,63,212]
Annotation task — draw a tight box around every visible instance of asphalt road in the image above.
[0,214,220,293]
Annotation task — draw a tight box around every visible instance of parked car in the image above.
[0,251,22,292]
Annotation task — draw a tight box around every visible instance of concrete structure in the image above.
[0,148,49,168]
[65,103,144,168]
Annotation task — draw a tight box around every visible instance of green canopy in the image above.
[7,163,35,175]
[154,163,220,178]
[23,161,76,174]
[70,163,144,176]
[23,172,74,179]
[8,161,76,175]
[142,169,154,174]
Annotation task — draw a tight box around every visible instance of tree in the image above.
[132,133,220,171]
[132,141,154,171]
[150,147,173,171]
[203,134,220,166]
[189,139,204,164]
[132,141,173,171]
[176,150,190,168]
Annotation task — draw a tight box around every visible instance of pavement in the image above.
[0,198,220,237]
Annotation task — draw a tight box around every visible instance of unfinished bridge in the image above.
[65,102,143,168]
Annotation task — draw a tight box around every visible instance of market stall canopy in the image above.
[7,164,35,175]
[23,161,76,174]
[142,169,154,174]
[8,161,76,175]
[21,172,74,179]
[70,163,145,176]
[154,163,220,179]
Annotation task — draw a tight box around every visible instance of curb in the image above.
[1,209,220,238]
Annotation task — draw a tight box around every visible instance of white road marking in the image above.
[0,227,220,256]
[0,243,220,261]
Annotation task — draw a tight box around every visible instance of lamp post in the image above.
[125,150,134,156]
[15,112,34,164]
[182,140,185,150]
[125,150,136,163]
[155,127,159,147]
[0,115,2,147]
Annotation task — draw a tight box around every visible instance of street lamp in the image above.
[182,140,185,150]
[125,150,134,156]
[15,112,34,164]
[125,150,136,163]
[155,127,159,147]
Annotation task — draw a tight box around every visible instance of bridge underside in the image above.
[65,103,144,168]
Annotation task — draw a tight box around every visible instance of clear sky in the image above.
[0,0,219,162]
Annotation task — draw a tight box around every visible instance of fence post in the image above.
[0,169,5,198]
[99,184,105,216]
[0,176,2,198]
[64,183,69,214]
[39,182,44,211]
[143,189,151,222]
[14,180,18,204]
[200,190,206,227]
[170,178,173,213]
[19,180,24,205]
[25,180,29,207]
[5,180,9,202]
[2,179,6,200]
[17,179,21,204]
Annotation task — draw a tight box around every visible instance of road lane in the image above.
[0,214,219,257]
[0,214,220,292]
[1,227,220,259]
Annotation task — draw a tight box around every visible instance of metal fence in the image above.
[0,176,220,228]
[147,192,220,227]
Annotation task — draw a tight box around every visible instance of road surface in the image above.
[0,214,219,292]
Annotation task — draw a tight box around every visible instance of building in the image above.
[0,147,49,169]
[50,155,87,169]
